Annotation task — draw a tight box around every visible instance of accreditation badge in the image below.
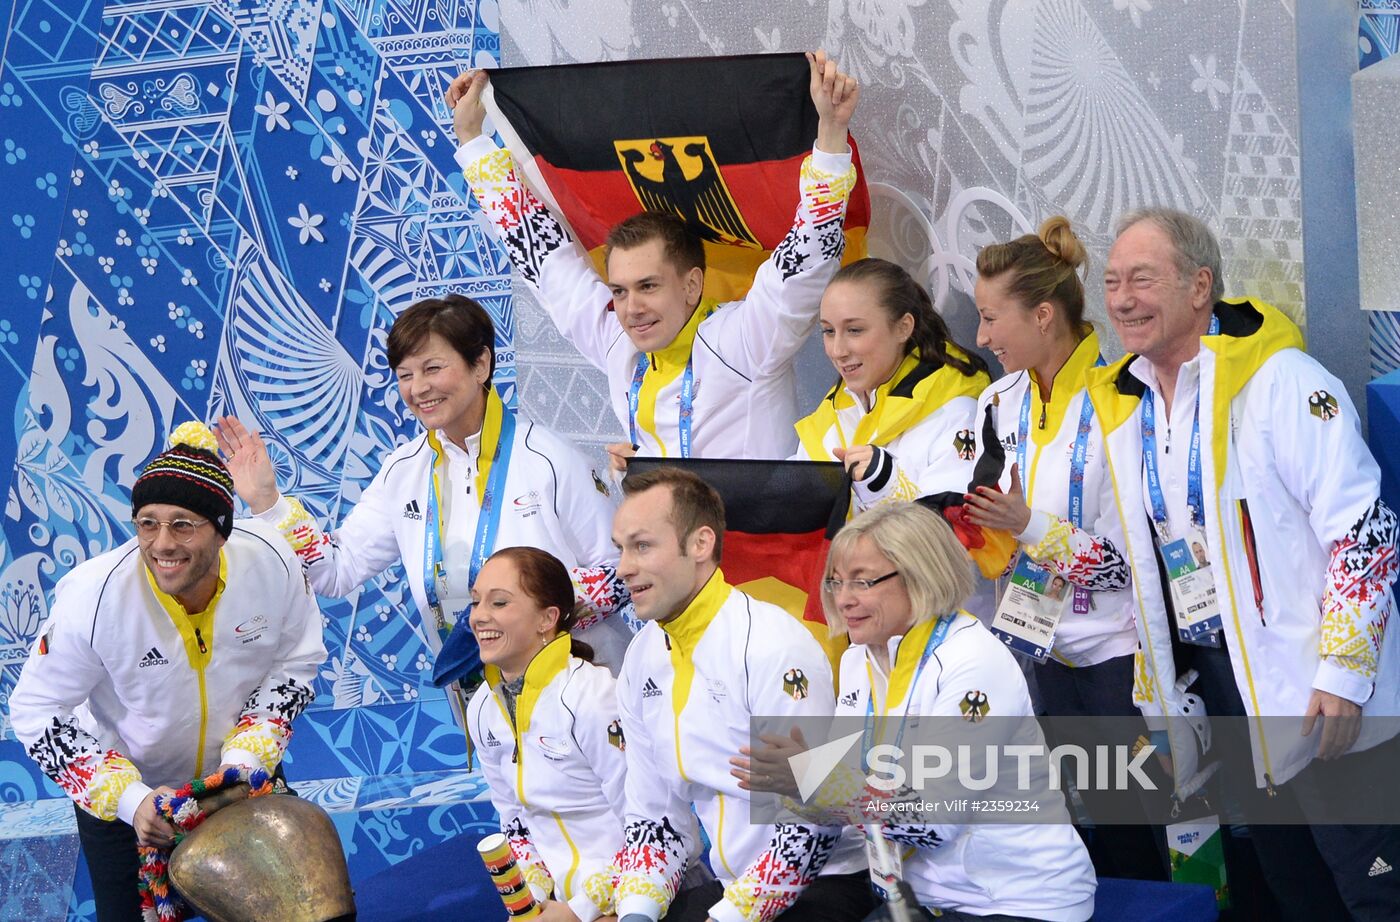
[864,827,905,900]
[990,555,1070,661]
[1159,527,1222,646]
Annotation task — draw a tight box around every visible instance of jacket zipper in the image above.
[1213,482,1277,795]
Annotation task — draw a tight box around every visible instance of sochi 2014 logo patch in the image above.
[607,719,626,751]
[953,429,976,461]
[783,668,810,701]
[959,690,990,722]
[1308,390,1339,421]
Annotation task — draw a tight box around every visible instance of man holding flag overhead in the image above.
[445,51,863,465]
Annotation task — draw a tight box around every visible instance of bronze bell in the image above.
[168,786,356,922]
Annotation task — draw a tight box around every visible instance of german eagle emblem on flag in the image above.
[484,53,870,303]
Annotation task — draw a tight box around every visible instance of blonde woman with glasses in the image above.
[736,503,1095,922]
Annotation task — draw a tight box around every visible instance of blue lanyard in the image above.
[861,615,955,770]
[1016,358,1103,530]
[1140,316,1218,530]
[628,352,695,458]
[422,409,518,644]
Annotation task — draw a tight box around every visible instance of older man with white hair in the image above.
[1083,207,1400,919]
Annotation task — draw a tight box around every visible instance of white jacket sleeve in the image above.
[9,584,148,823]
[613,664,693,922]
[1264,357,1400,703]
[708,635,843,922]
[698,147,855,380]
[540,428,619,569]
[564,667,629,921]
[456,137,622,372]
[255,457,406,598]
[220,553,325,772]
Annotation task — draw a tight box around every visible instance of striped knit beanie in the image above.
[131,421,235,538]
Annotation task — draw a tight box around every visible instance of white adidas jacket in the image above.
[457,136,857,460]
[256,414,630,671]
[467,635,627,922]
[836,614,1096,920]
[1087,299,1400,791]
[613,571,866,922]
[9,521,325,824]
[974,331,1138,667]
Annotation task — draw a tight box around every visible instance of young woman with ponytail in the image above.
[962,216,1165,881]
[465,546,626,922]
[791,258,990,513]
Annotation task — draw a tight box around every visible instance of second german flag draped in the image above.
[484,53,870,302]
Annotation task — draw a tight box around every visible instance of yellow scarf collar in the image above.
[426,385,507,512]
[633,299,719,456]
[1025,329,1101,448]
[795,347,989,458]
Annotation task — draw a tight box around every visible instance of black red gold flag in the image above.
[483,53,871,302]
[625,458,850,657]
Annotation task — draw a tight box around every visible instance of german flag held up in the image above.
[483,53,871,303]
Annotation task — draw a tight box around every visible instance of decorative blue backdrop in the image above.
[0,1,510,916]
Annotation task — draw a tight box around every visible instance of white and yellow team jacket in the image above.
[612,570,866,922]
[1086,298,1400,791]
[9,520,325,825]
[834,613,1096,920]
[792,349,988,511]
[973,330,1138,667]
[255,391,631,673]
[457,136,857,460]
[467,635,627,922]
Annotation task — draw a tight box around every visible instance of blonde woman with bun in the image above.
[962,217,1165,881]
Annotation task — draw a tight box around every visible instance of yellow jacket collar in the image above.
[427,385,507,501]
[650,298,718,374]
[797,347,988,453]
[1027,329,1101,446]
[1202,298,1304,404]
[1087,299,1303,436]
[484,630,573,694]
[660,566,731,657]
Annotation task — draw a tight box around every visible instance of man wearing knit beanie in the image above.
[129,421,237,610]
[9,422,327,922]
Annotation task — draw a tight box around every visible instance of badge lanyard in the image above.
[1016,356,1104,614]
[628,352,696,459]
[862,615,954,771]
[422,409,518,645]
[1141,317,1218,535]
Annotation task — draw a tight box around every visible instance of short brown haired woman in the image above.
[214,294,633,715]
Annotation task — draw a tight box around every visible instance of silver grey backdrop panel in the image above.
[497,0,1307,452]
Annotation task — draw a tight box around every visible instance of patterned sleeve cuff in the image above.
[116,779,154,826]
[568,887,607,922]
[616,893,663,921]
[219,747,268,773]
[1313,657,1375,706]
[708,897,746,922]
[454,134,502,172]
[254,494,290,523]
[1016,509,1055,547]
[807,145,852,175]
